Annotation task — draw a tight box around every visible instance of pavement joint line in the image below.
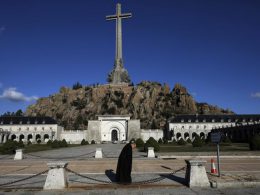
[2,171,181,176]
[158,156,260,159]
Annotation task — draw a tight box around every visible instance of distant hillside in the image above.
[25,81,233,129]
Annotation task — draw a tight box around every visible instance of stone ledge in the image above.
[211,181,260,188]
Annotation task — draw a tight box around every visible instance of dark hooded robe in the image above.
[115,143,133,183]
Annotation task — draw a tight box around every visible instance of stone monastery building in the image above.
[1,114,260,144]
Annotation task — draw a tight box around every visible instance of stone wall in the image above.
[128,120,141,140]
[87,121,101,143]
[60,130,87,144]
[140,129,163,141]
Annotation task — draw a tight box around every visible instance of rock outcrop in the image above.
[26,81,233,129]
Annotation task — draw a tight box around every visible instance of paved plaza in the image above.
[0,143,260,194]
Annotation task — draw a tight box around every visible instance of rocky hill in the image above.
[25,81,233,130]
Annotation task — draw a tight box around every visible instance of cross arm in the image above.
[119,13,132,19]
[106,15,117,21]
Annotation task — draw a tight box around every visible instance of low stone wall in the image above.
[140,129,163,141]
[60,130,87,144]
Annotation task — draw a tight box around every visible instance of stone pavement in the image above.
[0,143,260,194]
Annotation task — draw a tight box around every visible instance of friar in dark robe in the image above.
[115,141,136,184]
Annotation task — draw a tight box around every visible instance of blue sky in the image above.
[0,0,259,114]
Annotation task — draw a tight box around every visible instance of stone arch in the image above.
[27,134,33,142]
[36,134,41,141]
[184,132,189,141]
[192,132,198,139]
[19,134,25,142]
[44,134,49,142]
[102,121,126,141]
[111,128,119,141]
[176,132,182,141]
[11,134,16,141]
[200,132,205,139]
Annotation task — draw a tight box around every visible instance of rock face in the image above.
[25,81,233,130]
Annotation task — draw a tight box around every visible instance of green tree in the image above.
[249,135,260,151]
[144,137,160,152]
[192,135,204,147]
[72,82,83,90]
[135,138,144,148]
[177,138,186,145]
[15,109,23,116]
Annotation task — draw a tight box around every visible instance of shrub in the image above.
[91,140,95,144]
[0,140,18,154]
[222,135,232,143]
[158,138,163,144]
[81,139,88,145]
[18,140,25,148]
[192,135,204,147]
[27,141,32,146]
[72,82,83,90]
[249,135,260,151]
[60,139,68,147]
[177,138,186,145]
[186,138,192,143]
[170,140,177,145]
[135,138,144,148]
[51,140,60,148]
[47,140,52,146]
[163,138,169,144]
[144,137,160,152]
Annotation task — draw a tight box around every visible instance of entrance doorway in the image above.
[111,129,118,141]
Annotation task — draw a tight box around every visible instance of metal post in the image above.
[217,143,220,177]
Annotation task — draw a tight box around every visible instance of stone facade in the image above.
[87,115,135,143]
[0,117,63,143]
[140,129,163,142]
[168,114,260,141]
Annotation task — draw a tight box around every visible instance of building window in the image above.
[195,119,198,122]
[35,121,38,124]
[50,127,52,130]
[189,126,192,129]
[27,121,30,124]
[228,119,231,122]
[181,126,185,129]
[188,120,191,123]
[42,127,44,131]
[10,121,13,124]
[27,127,29,131]
[34,127,37,131]
[18,128,21,131]
[0,121,3,125]
[196,125,199,129]
[212,119,215,122]
[181,119,184,123]
[204,125,207,129]
[221,119,224,122]
[203,119,206,122]
[19,121,22,124]
[42,120,45,124]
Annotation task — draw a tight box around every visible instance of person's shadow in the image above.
[105,169,117,182]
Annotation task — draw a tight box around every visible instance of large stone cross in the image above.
[106,3,132,69]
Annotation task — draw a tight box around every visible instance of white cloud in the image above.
[251,92,260,98]
[0,87,38,102]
